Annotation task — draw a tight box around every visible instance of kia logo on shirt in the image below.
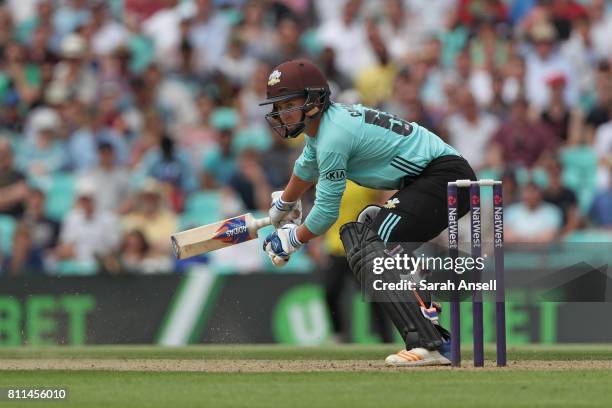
[325,169,346,181]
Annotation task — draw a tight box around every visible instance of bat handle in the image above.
[252,217,272,230]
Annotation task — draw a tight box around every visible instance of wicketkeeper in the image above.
[260,59,476,366]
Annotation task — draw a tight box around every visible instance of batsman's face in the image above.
[276,97,306,128]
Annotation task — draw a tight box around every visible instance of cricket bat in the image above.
[171,213,273,260]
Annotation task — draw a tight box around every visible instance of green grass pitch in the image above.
[0,344,611,407]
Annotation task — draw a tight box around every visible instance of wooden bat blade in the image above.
[171,213,269,259]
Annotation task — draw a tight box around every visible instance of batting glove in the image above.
[269,191,302,228]
[263,223,302,265]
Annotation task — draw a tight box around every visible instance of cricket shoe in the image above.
[385,346,451,367]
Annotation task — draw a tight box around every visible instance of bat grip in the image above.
[252,217,272,230]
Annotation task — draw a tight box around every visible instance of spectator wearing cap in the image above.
[48,33,97,104]
[80,142,131,213]
[121,179,178,255]
[50,177,121,266]
[0,138,29,217]
[491,98,559,168]
[506,182,563,243]
[16,108,67,177]
[524,22,578,109]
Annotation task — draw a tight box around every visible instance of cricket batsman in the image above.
[260,59,476,366]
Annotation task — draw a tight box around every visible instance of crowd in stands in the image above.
[0,0,611,276]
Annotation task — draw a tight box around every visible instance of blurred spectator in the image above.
[21,188,60,251]
[446,49,494,108]
[550,0,587,40]
[80,142,131,213]
[178,92,219,164]
[218,35,258,87]
[68,105,129,171]
[48,33,97,104]
[52,0,91,41]
[6,189,60,275]
[90,2,128,57]
[506,182,563,243]
[457,0,508,28]
[487,72,511,119]
[317,0,375,79]
[100,229,172,275]
[237,61,272,129]
[355,21,398,107]
[50,178,120,265]
[143,0,185,71]
[17,109,67,177]
[469,19,510,71]
[0,138,29,217]
[378,0,426,62]
[444,90,499,171]
[539,72,581,143]
[171,23,200,90]
[524,22,578,109]
[1,41,41,108]
[491,98,558,168]
[262,136,294,190]
[228,149,272,211]
[134,134,198,211]
[588,0,612,60]
[584,61,611,143]
[268,16,310,67]
[501,54,526,106]
[189,0,230,73]
[594,117,612,190]
[542,159,580,235]
[121,179,178,255]
[142,64,198,130]
[590,169,612,228]
[561,14,598,100]
[201,127,237,188]
[318,47,352,95]
[235,0,277,59]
